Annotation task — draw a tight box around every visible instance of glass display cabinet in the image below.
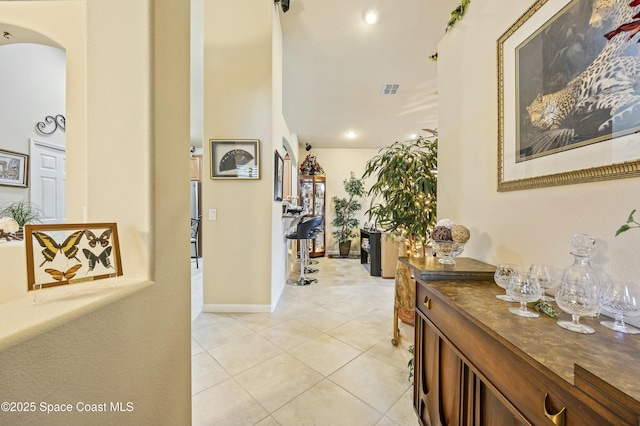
[298,175,325,257]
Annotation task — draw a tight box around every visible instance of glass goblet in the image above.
[506,275,542,317]
[527,264,562,302]
[600,281,640,334]
[555,277,600,334]
[494,263,522,302]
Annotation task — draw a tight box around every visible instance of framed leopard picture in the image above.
[498,0,640,191]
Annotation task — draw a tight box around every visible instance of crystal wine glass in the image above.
[494,263,522,302]
[599,281,640,334]
[527,264,562,302]
[506,275,542,317]
[555,277,600,334]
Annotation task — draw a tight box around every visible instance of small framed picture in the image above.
[210,139,260,179]
[0,149,28,188]
[24,223,123,290]
[274,150,284,201]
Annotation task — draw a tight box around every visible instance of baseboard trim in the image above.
[202,304,272,313]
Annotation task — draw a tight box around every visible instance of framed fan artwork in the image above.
[24,223,123,290]
[210,139,260,179]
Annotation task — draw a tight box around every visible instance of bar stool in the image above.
[286,216,324,286]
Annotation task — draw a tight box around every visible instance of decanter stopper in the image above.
[569,233,596,257]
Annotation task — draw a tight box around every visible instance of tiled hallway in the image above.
[191,257,419,425]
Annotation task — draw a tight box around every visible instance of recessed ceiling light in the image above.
[410,133,418,139]
[364,10,379,25]
[347,131,356,139]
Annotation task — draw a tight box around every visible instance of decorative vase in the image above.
[338,241,351,258]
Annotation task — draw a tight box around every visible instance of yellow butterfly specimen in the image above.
[44,264,83,282]
[33,230,85,267]
[84,229,112,248]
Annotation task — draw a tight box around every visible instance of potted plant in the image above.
[362,136,437,333]
[331,172,365,257]
[362,136,438,255]
[0,200,42,239]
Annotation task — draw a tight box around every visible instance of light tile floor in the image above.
[191,257,418,425]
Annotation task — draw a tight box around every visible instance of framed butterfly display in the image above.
[210,139,260,179]
[24,223,123,290]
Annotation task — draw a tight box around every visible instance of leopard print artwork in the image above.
[575,55,640,131]
[526,0,640,133]
[527,79,582,130]
[528,55,640,131]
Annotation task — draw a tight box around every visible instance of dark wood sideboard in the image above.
[400,256,640,426]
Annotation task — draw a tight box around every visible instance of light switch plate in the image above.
[209,209,216,220]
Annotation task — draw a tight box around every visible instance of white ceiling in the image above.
[280,0,460,149]
[0,0,460,150]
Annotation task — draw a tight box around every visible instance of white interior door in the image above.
[29,138,66,224]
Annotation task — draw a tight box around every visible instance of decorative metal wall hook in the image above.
[3,32,11,40]
[35,114,66,135]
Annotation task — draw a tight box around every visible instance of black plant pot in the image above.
[338,241,351,258]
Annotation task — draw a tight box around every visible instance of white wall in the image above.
[270,7,291,305]
[190,0,204,148]
[0,40,66,208]
[201,0,279,311]
[0,1,192,424]
[312,148,378,254]
[437,1,640,283]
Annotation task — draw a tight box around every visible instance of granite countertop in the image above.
[400,256,640,404]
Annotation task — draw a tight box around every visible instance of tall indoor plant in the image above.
[331,172,365,257]
[362,136,438,256]
[362,136,437,335]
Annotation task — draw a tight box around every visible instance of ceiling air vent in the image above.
[381,83,400,95]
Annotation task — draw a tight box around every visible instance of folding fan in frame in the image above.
[24,223,123,291]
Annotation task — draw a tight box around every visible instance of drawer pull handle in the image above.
[544,393,566,426]
[423,297,431,309]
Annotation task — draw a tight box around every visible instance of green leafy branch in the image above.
[446,0,471,32]
[527,300,560,318]
[615,209,640,236]
[429,0,471,61]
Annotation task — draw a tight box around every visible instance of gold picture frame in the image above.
[25,223,123,290]
[497,0,640,191]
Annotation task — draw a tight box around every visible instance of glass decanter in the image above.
[555,234,602,334]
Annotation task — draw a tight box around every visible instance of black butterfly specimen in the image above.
[84,229,112,248]
[83,247,113,273]
[44,264,82,282]
[33,230,85,267]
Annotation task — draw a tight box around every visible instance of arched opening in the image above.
[0,26,66,223]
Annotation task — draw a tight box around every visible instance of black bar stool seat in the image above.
[286,216,323,286]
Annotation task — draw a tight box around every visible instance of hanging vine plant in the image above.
[430,0,471,61]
